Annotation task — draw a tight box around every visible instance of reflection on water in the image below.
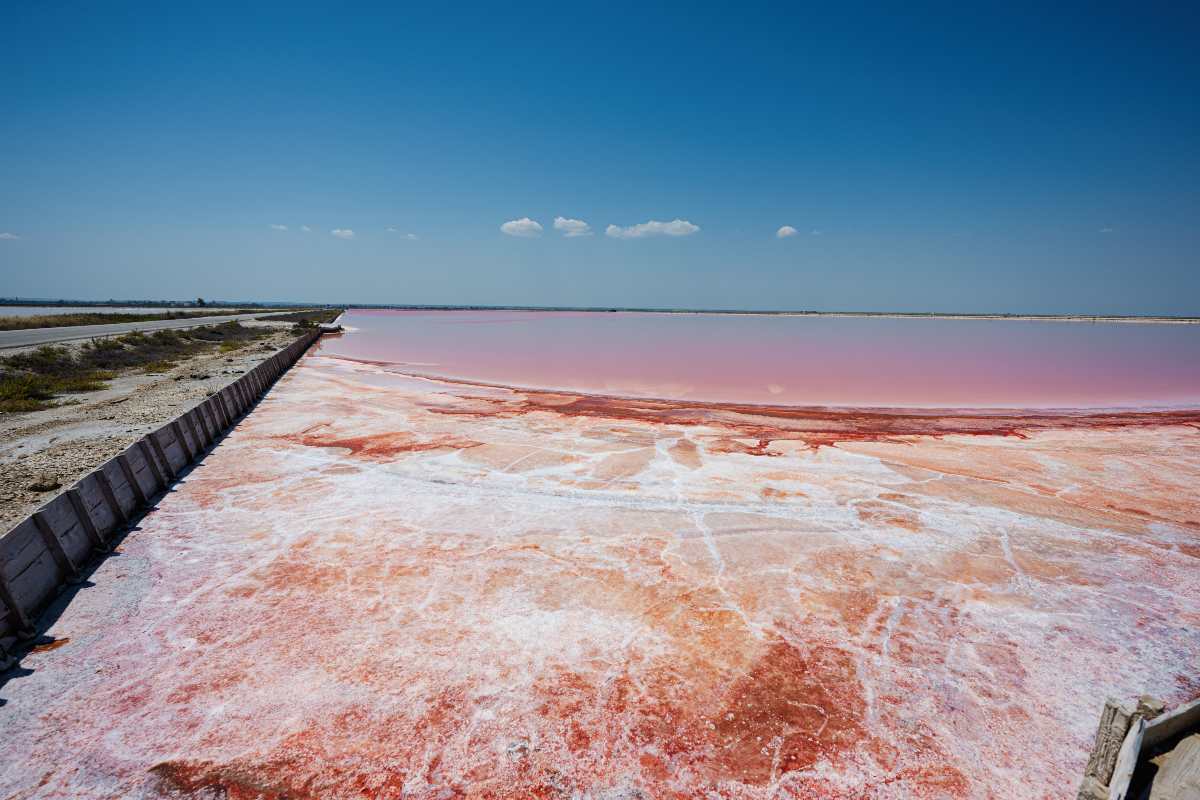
[322,309,1200,409]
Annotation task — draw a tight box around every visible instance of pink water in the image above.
[324,309,1200,409]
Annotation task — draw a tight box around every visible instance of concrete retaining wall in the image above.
[0,330,322,670]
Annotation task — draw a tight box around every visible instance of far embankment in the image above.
[0,309,293,331]
[0,310,306,350]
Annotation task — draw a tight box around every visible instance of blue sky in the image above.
[1,2,1197,313]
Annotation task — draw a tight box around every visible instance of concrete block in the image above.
[138,437,169,486]
[211,395,229,429]
[179,413,202,454]
[172,419,195,462]
[66,487,107,552]
[98,458,139,519]
[122,445,160,499]
[185,408,208,450]
[190,409,208,447]
[227,385,243,416]
[1084,699,1134,787]
[226,386,239,415]
[73,474,119,539]
[1107,716,1143,799]
[200,404,218,439]
[215,393,233,425]
[152,425,187,474]
[200,402,219,440]
[0,519,52,630]
[168,421,193,464]
[37,493,93,568]
[91,465,128,528]
[222,386,241,416]
[30,512,77,589]
[204,396,226,431]
[0,580,34,639]
[1146,698,1200,749]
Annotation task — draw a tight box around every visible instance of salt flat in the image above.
[1,338,1197,798]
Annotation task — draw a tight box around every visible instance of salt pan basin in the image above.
[1,313,1198,798]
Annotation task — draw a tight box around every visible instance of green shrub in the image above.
[0,372,57,411]
[1,321,275,413]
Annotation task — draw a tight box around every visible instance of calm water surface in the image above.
[320,309,1200,409]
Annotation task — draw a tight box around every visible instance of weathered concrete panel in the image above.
[221,386,241,417]
[152,425,188,474]
[175,419,197,461]
[74,474,118,539]
[0,518,47,583]
[38,493,93,567]
[216,391,234,423]
[1,519,60,615]
[188,408,211,448]
[99,459,139,519]
[1146,697,1200,748]
[202,397,224,432]
[122,444,161,498]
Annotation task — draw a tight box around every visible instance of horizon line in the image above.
[2,298,1199,323]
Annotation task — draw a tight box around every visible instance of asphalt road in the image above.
[0,311,292,350]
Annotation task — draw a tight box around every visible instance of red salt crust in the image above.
[3,353,1199,799]
[405,369,1200,449]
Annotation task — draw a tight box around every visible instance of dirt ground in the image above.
[0,321,302,532]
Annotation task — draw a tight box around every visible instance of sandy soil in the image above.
[0,322,301,532]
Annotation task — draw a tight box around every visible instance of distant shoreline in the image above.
[3,300,1197,324]
[341,305,1200,324]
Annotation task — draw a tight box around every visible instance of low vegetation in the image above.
[257,308,341,325]
[0,309,273,331]
[253,308,344,335]
[0,322,271,412]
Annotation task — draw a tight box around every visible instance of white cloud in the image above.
[331,228,355,239]
[605,219,700,239]
[776,225,798,238]
[553,216,592,237]
[810,229,822,236]
[500,217,543,237]
[301,225,312,232]
[406,233,418,240]
[386,227,398,232]
[1099,227,1114,233]
[269,224,288,231]
[0,232,18,240]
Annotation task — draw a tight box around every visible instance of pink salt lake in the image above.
[1,309,1198,799]
[332,309,1200,409]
